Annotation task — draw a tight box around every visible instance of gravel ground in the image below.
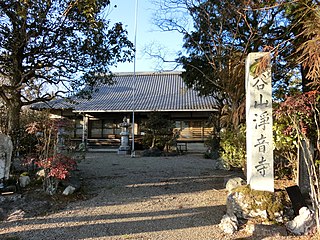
[0,152,317,240]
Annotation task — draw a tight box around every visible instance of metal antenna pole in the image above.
[131,0,138,158]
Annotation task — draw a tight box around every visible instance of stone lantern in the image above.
[118,117,131,154]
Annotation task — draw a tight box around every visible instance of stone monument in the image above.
[118,117,131,155]
[297,140,313,196]
[0,134,13,188]
[245,52,274,192]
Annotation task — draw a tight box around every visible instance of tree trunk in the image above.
[7,98,22,157]
[151,135,155,149]
[301,65,312,92]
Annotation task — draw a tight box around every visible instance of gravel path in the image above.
[0,152,314,239]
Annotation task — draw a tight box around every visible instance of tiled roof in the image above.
[34,72,219,112]
[33,98,75,110]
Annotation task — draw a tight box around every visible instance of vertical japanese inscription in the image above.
[245,52,274,192]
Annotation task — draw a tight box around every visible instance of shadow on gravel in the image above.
[0,205,226,239]
[0,152,247,239]
[79,152,244,204]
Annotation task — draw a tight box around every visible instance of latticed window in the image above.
[174,120,212,140]
[74,119,83,138]
[89,120,103,138]
[88,119,121,138]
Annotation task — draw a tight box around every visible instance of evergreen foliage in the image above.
[0,0,134,149]
[141,112,175,150]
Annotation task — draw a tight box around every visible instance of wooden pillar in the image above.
[82,114,88,148]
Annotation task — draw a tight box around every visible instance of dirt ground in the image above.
[0,152,318,240]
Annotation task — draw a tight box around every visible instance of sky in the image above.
[107,0,185,73]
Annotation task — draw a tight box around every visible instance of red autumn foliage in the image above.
[276,90,320,137]
[35,154,76,180]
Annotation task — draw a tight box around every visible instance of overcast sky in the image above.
[107,0,184,73]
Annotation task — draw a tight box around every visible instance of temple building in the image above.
[33,71,219,150]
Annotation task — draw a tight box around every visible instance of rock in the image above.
[246,223,287,238]
[19,176,31,188]
[286,207,316,235]
[62,185,76,195]
[250,209,268,219]
[226,185,285,222]
[219,213,238,234]
[36,169,45,178]
[225,177,246,193]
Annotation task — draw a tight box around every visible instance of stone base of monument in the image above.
[226,185,285,222]
[246,222,288,239]
[220,185,287,235]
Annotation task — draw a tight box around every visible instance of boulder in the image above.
[219,213,238,234]
[62,185,76,195]
[226,185,285,222]
[225,177,246,193]
[246,223,287,238]
[36,169,46,178]
[19,176,31,188]
[286,207,316,235]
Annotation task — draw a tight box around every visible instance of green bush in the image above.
[204,133,220,159]
[273,121,297,179]
[19,109,50,155]
[219,125,246,169]
[218,121,297,179]
[141,112,175,151]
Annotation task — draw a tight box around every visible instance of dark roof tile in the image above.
[34,72,219,112]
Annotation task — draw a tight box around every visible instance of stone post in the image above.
[245,52,274,192]
[297,140,313,196]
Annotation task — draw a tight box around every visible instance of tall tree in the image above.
[154,0,290,129]
[0,0,134,149]
[284,2,320,230]
[288,0,320,90]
